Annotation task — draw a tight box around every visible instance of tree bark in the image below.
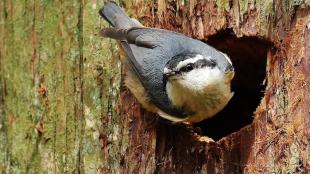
[0,0,118,173]
[103,0,310,173]
[0,0,309,174]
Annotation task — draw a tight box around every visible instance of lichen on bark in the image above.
[0,0,122,173]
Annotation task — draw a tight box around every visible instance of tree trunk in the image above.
[103,1,310,173]
[0,0,120,173]
[0,0,309,174]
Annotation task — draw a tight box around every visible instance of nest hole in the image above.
[194,29,271,140]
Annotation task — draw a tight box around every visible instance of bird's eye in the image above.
[180,63,194,72]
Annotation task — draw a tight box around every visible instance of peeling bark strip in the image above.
[107,0,310,173]
[0,0,8,173]
[76,0,85,173]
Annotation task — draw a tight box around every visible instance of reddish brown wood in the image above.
[103,1,310,173]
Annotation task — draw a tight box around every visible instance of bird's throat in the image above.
[166,81,233,122]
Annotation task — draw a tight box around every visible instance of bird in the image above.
[99,1,234,123]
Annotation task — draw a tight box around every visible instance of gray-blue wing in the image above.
[121,28,190,118]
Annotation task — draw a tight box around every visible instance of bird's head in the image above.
[164,53,234,92]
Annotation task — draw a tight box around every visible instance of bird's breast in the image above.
[166,81,233,122]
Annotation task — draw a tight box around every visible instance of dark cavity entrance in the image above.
[194,29,271,140]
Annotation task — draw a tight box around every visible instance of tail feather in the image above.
[99,28,127,40]
[99,1,137,29]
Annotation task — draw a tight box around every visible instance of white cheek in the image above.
[178,68,223,91]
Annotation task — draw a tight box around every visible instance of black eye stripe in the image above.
[196,59,207,68]
[207,59,217,68]
[180,63,194,72]
[178,59,217,73]
[195,59,216,68]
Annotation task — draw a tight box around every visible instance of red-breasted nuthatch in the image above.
[99,2,234,123]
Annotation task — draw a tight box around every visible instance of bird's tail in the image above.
[99,1,138,29]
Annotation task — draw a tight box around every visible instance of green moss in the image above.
[239,0,249,16]
[216,0,231,12]
[257,0,274,34]
[288,143,301,173]
[0,0,122,173]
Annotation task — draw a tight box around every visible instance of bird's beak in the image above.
[164,71,176,78]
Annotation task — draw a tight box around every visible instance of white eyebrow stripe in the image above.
[175,54,208,70]
[163,67,171,74]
